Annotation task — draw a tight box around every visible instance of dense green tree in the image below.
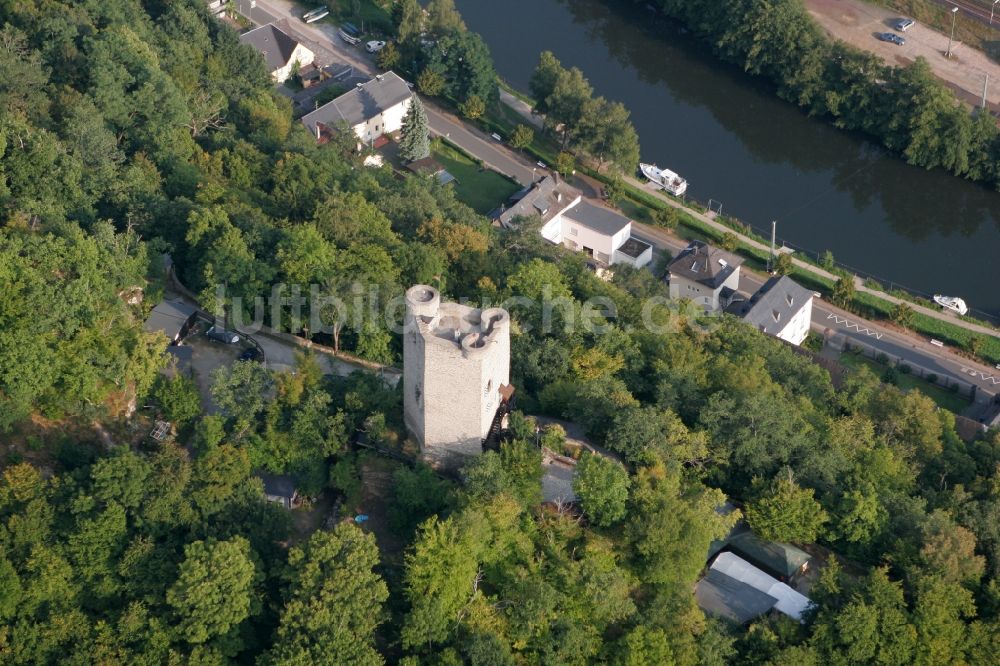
[402,515,481,650]
[573,452,630,526]
[529,51,563,116]
[510,123,534,150]
[627,463,735,585]
[166,537,255,645]
[399,96,431,162]
[152,374,202,428]
[745,473,829,543]
[426,0,467,37]
[264,524,388,665]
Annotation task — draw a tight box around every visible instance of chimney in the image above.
[556,191,562,203]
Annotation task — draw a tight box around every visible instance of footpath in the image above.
[497,90,1000,341]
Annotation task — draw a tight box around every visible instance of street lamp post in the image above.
[947,6,959,59]
[992,0,999,26]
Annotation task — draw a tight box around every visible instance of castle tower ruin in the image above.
[403,285,511,466]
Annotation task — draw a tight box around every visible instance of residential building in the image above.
[259,473,301,509]
[239,23,315,83]
[736,275,814,346]
[494,175,582,229]
[493,176,652,268]
[301,71,413,146]
[694,568,780,625]
[144,299,198,344]
[403,285,513,467]
[707,552,813,621]
[542,201,652,268]
[667,240,743,312]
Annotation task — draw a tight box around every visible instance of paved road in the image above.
[232,0,1000,401]
[425,105,541,186]
[631,220,1000,401]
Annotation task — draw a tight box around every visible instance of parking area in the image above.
[175,320,260,414]
[806,0,1000,109]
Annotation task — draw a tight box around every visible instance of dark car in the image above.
[876,32,905,46]
[206,326,240,344]
[239,348,263,363]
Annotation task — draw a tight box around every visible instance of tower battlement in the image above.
[403,285,511,466]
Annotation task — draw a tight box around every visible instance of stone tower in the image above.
[403,285,511,466]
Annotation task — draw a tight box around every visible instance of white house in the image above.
[239,23,315,83]
[300,71,413,146]
[667,240,743,312]
[493,176,652,268]
[738,275,814,346]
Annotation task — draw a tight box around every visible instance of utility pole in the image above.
[769,220,776,273]
[992,0,999,25]
[983,73,990,109]
[947,6,959,59]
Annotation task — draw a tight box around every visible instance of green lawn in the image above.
[837,351,970,414]
[431,142,521,215]
[322,0,394,36]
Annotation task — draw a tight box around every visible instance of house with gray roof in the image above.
[301,71,413,146]
[239,23,314,83]
[493,176,651,268]
[259,473,301,509]
[733,275,814,346]
[144,299,198,344]
[695,568,780,624]
[493,174,582,229]
[667,240,743,312]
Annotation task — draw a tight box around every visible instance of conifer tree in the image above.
[399,96,430,162]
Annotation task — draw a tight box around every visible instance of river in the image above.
[455,0,1000,318]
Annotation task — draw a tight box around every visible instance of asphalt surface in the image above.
[237,0,1000,405]
[631,221,1000,402]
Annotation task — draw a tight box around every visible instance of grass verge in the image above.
[838,350,971,413]
[432,140,521,214]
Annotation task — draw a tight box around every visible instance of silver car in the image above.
[895,18,915,31]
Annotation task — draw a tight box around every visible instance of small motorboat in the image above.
[933,295,968,315]
[639,162,688,196]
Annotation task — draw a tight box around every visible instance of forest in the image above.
[2,0,1000,663]
[649,0,1000,188]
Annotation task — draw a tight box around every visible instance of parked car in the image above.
[365,40,386,53]
[239,348,262,363]
[876,32,905,46]
[894,18,915,32]
[206,326,240,344]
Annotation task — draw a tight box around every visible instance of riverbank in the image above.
[481,78,1000,364]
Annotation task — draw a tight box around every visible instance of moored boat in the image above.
[639,162,688,196]
[933,294,968,315]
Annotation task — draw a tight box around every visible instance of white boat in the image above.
[639,162,688,196]
[933,294,968,315]
[303,7,329,23]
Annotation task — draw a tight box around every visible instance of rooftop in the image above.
[695,568,779,624]
[301,71,412,135]
[494,175,580,228]
[710,552,812,621]
[737,275,814,333]
[726,531,811,580]
[239,23,300,73]
[144,299,197,340]
[259,473,297,499]
[561,200,631,237]
[667,240,743,289]
[617,236,652,259]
